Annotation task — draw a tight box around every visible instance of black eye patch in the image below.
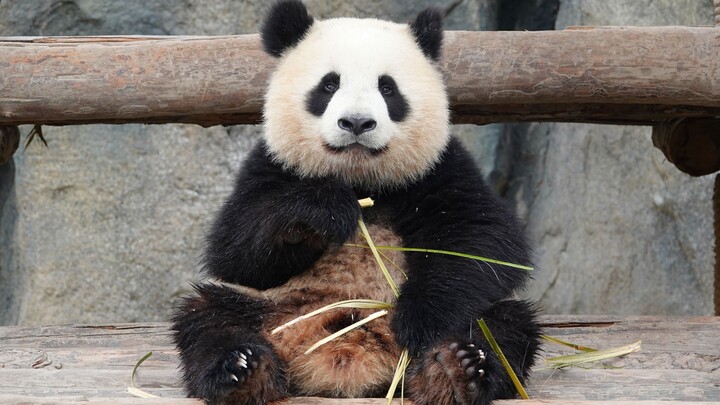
[306,72,340,117]
[378,75,409,122]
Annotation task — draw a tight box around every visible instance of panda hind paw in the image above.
[408,339,489,405]
[447,341,487,393]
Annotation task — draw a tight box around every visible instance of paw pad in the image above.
[448,341,487,388]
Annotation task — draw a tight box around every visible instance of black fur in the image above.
[173,138,541,404]
[201,144,361,288]
[306,72,340,117]
[378,75,409,122]
[380,139,533,356]
[410,7,444,61]
[260,0,314,57]
[172,283,287,404]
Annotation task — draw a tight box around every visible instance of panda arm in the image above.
[390,138,532,354]
[203,142,361,289]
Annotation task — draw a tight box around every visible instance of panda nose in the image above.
[338,116,377,135]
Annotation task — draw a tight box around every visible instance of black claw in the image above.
[221,344,264,388]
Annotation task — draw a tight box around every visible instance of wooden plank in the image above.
[1,399,719,405]
[1,317,718,403]
[1,27,719,127]
[1,367,717,401]
[0,398,719,405]
[0,396,200,405]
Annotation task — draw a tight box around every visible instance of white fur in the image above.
[263,17,450,189]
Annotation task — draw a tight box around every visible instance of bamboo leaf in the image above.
[541,335,597,352]
[127,387,160,399]
[128,351,159,398]
[543,340,641,369]
[358,219,400,297]
[477,319,529,399]
[304,310,388,354]
[346,244,533,271]
[131,351,153,388]
[386,348,411,405]
[271,299,393,334]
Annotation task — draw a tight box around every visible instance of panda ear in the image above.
[410,7,444,61]
[260,0,314,58]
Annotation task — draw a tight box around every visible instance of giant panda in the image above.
[172,1,541,404]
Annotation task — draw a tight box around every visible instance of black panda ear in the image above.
[260,0,314,58]
[410,7,444,61]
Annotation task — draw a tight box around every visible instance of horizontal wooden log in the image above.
[1,27,719,127]
[1,316,719,404]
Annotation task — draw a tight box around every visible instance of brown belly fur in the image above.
[261,224,406,397]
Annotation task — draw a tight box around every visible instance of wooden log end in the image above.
[651,118,720,177]
[0,126,20,165]
[715,174,720,316]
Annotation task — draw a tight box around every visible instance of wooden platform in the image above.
[1,316,718,404]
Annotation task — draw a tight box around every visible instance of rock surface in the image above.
[513,0,715,315]
[0,0,715,325]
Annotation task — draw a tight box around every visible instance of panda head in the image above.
[261,0,449,189]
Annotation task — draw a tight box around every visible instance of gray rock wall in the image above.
[514,0,715,315]
[0,0,715,325]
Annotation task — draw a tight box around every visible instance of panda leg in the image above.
[171,283,287,405]
[407,300,541,405]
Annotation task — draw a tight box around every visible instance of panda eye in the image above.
[324,81,338,93]
[378,75,398,97]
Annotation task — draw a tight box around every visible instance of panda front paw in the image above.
[304,179,360,241]
[280,221,326,248]
[221,346,261,387]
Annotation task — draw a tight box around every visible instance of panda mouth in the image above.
[324,142,387,156]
